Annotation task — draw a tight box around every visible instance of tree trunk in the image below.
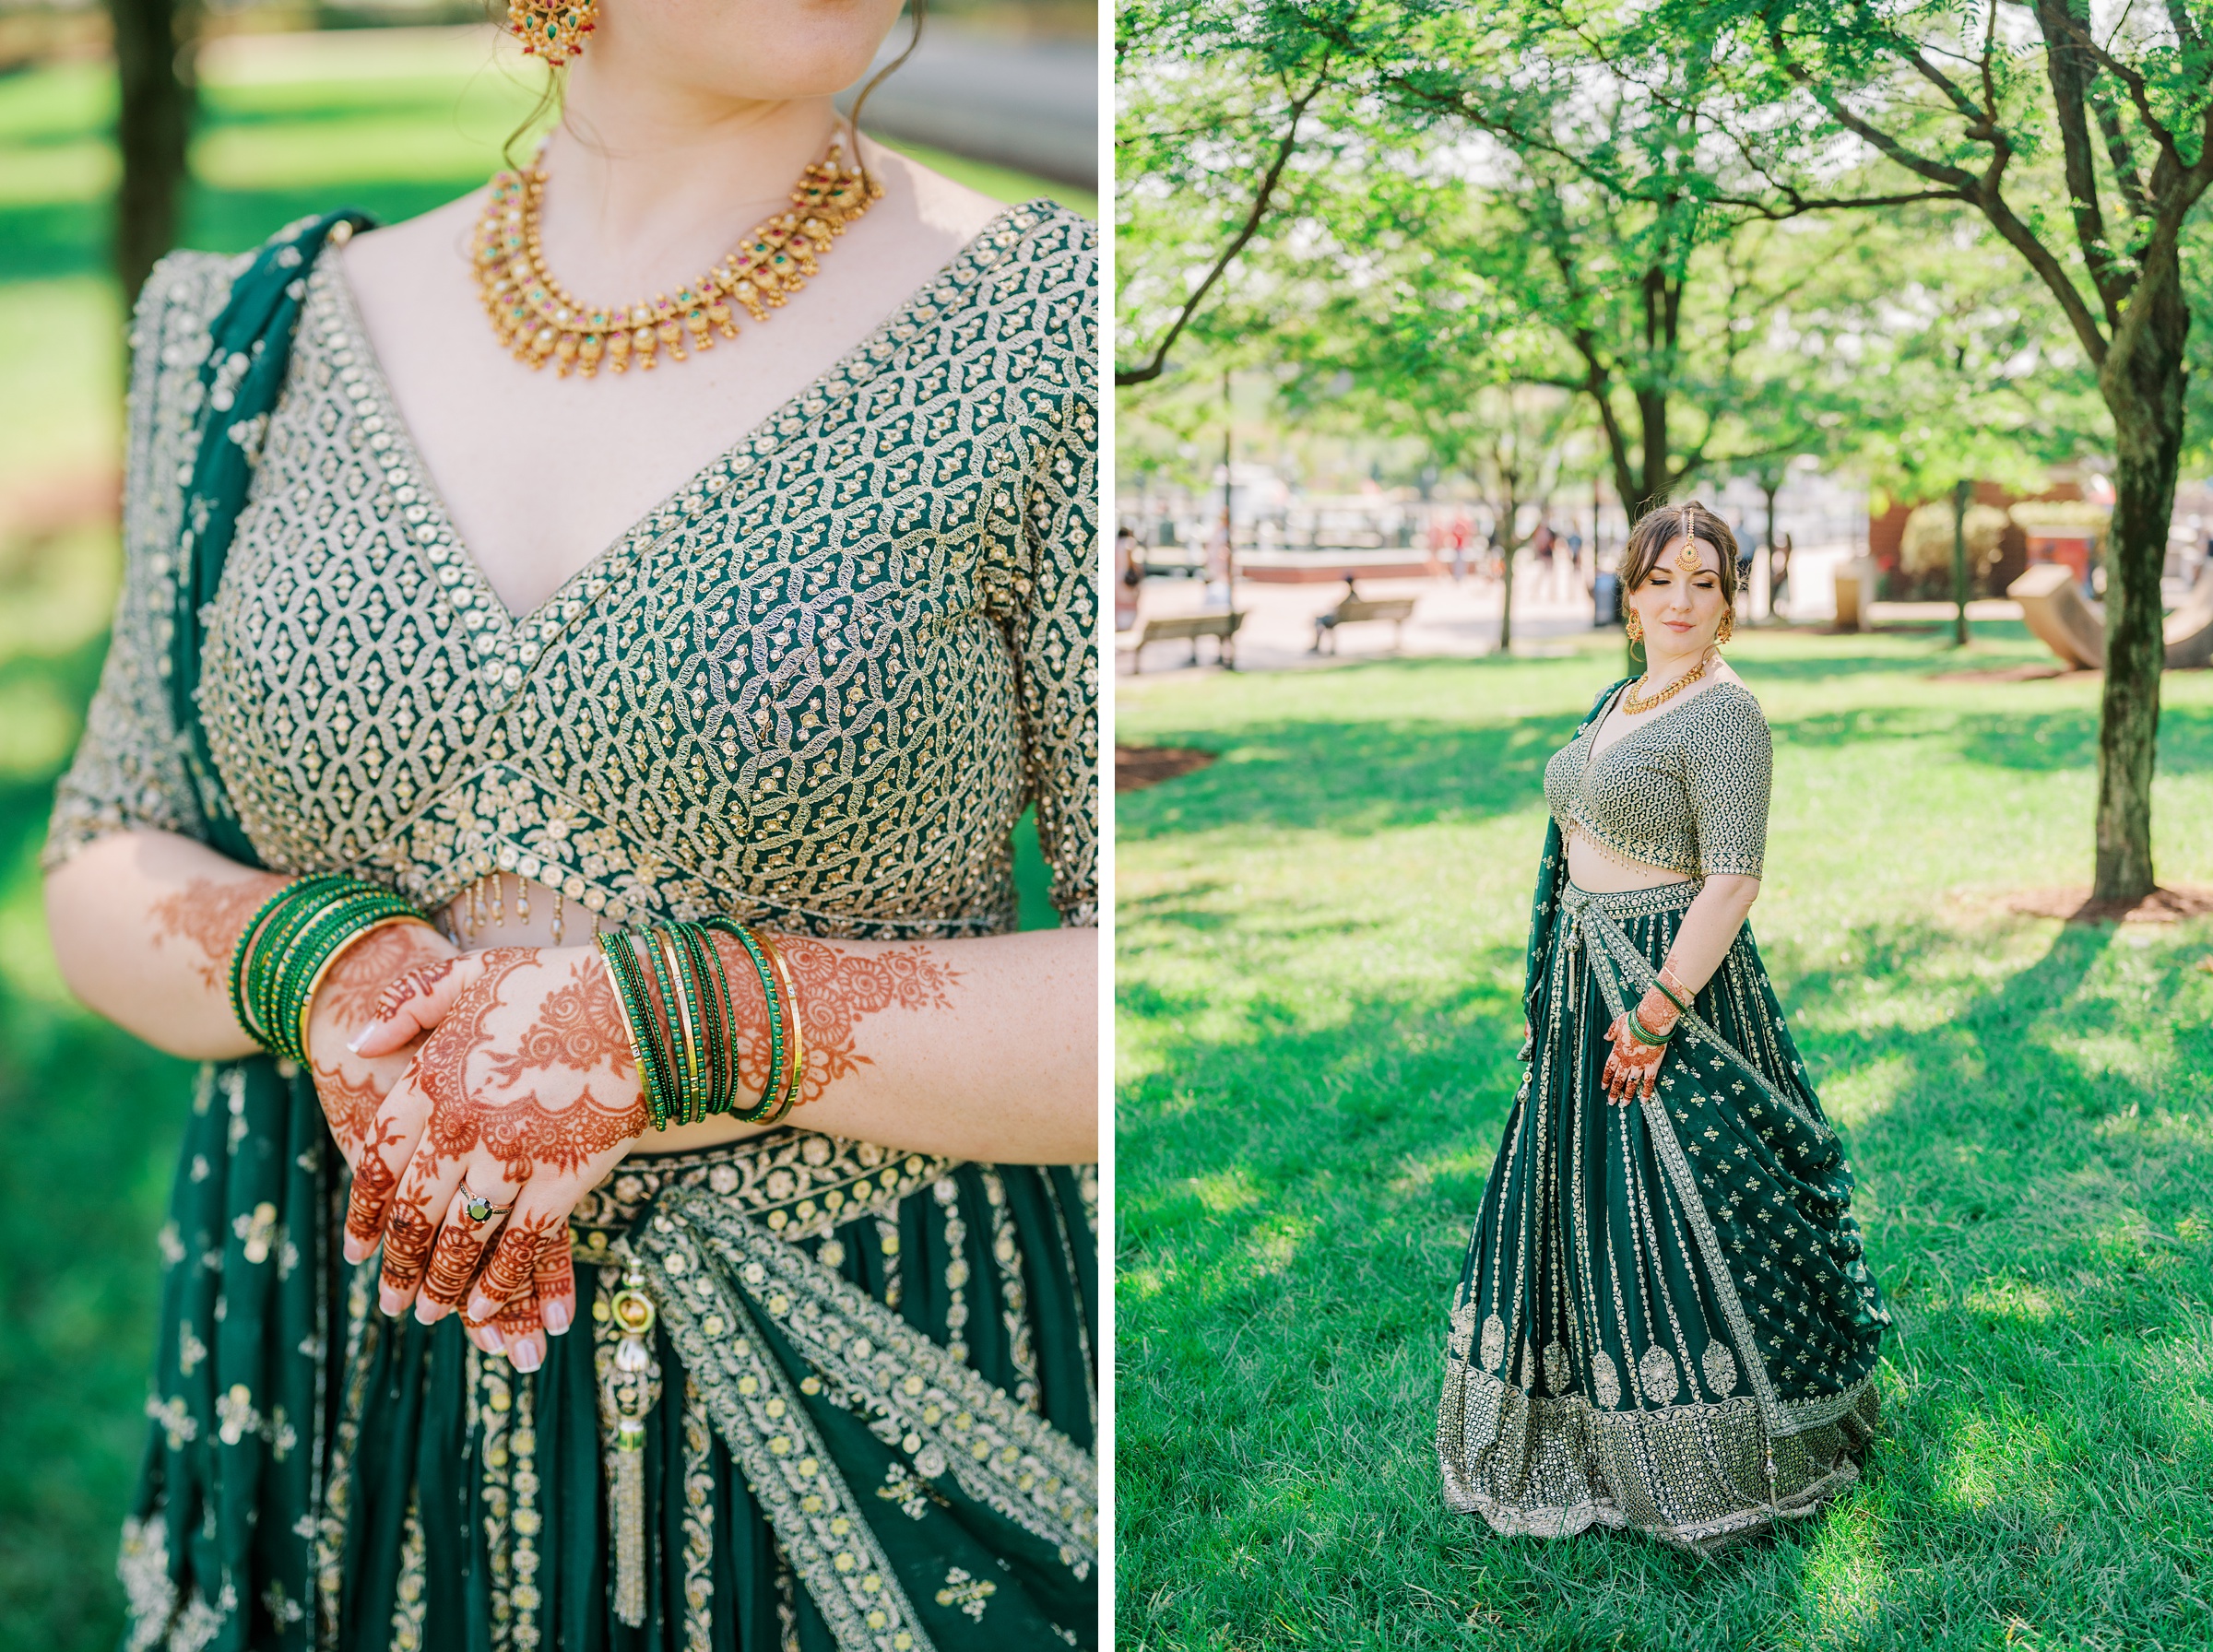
[1762,479,1781,619]
[2091,253,2188,905]
[1636,386,1669,517]
[110,0,197,307]
[1498,493,1518,652]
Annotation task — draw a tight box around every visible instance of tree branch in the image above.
[2031,0,2128,324]
[1114,68,1329,387]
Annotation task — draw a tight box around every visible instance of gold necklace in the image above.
[470,139,881,378]
[1619,647,1713,715]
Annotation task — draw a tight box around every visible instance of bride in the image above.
[1437,502,1888,1552]
[44,0,1099,1643]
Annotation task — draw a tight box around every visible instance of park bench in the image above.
[1130,610,1245,672]
[1313,594,1416,655]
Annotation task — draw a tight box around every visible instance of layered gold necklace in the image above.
[470,139,881,378]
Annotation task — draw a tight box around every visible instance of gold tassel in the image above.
[552,888,565,947]
[517,875,531,927]
[598,1259,660,1627]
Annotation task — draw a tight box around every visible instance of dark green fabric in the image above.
[121,216,1097,1651]
[311,1166,1095,1651]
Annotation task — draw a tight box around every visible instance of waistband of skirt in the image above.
[566,1127,964,1262]
[1559,879,1700,920]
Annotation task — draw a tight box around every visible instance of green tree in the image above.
[1676,0,2213,901]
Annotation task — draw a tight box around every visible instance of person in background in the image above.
[1118,522,1143,632]
[1203,511,1233,609]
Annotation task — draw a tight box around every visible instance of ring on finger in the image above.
[460,1183,514,1224]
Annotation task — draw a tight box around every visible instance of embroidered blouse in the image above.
[47,202,1098,939]
[1542,679,1771,879]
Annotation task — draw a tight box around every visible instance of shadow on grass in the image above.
[1116,912,2213,1649]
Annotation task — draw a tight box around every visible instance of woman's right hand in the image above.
[302,922,458,1172]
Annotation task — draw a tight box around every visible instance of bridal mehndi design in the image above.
[149,873,288,990]
[348,935,957,1344]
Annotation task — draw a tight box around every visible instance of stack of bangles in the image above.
[595,917,805,1130]
[226,874,436,1063]
[1624,965,1696,1050]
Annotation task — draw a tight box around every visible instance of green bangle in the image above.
[226,879,312,1044]
[260,892,415,1062]
[1626,1009,1675,1048]
[654,926,710,1127]
[598,931,676,1130]
[228,877,425,1061]
[1650,976,1691,1017]
[672,922,735,1117]
[707,918,788,1123]
[228,875,351,1044]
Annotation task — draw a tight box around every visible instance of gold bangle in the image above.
[751,930,807,1123]
[293,914,437,1064]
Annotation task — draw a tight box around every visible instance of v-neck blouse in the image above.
[47,202,1098,938]
[1542,678,1772,879]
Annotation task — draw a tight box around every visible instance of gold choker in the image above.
[470,140,882,378]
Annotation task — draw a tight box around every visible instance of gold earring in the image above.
[510,0,597,63]
[1716,608,1733,644]
[1626,608,1644,643]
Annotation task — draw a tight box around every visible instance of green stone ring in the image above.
[460,1184,513,1225]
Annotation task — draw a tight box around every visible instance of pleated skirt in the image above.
[1437,880,1888,1552]
[119,1057,1098,1652]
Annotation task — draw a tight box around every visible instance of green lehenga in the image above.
[59,199,1100,1650]
[1438,693,1889,1552]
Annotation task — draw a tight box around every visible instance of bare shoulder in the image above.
[337,189,485,313]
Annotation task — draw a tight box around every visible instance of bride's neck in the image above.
[1639,643,1709,682]
[530,66,846,295]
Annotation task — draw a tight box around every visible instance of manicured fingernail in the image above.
[511,1337,542,1373]
[346,1031,367,1053]
[542,1299,570,1335]
[343,1236,369,1265]
[416,1299,451,1326]
[468,1292,497,1322]
[379,1283,406,1317]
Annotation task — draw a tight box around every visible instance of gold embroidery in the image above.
[388,1491,427,1651]
[935,1566,996,1621]
[54,211,1100,952]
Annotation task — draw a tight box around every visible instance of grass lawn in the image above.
[0,39,1078,1650]
[1116,622,2213,1651]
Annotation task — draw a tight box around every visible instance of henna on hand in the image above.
[370,949,645,1326]
[149,872,288,992]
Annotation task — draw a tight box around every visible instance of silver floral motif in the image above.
[1639,1344,1680,1403]
[1541,1340,1568,1397]
[1701,1339,1740,1398]
[1590,1351,1621,1409]
[1479,1314,1507,1374]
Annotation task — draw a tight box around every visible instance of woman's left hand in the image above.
[344,945,648,1370]
[1602,1014,1667,1105]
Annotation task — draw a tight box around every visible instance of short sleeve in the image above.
[1684,687,1772,879]
[999,212,1097,926]
[42,251,238,870]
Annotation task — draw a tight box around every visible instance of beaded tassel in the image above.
[598,1261,659,1626]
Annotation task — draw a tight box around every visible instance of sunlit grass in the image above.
[1118,626,2213,1649]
